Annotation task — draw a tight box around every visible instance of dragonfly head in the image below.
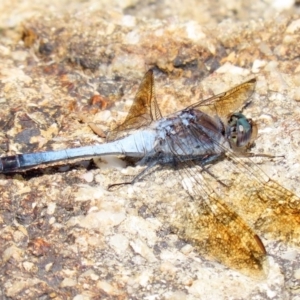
[226,113,258,151]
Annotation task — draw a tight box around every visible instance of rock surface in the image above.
[1,0,300,299]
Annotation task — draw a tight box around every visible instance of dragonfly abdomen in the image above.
[0,131,157,173]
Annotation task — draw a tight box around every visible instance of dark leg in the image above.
[108,158,159,190]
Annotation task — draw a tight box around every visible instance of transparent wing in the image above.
[161,120,300,277]
[107,69,162,141]
[157,123,266,277]
[185,78,256,120]
[214,152,300,246]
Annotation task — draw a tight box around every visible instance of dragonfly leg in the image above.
[195,153,229,187]
[200,164,229,188]
[107,158,159,191]
[199,153,225,166]
[240,152,284,159]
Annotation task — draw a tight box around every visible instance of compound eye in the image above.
[227,113,256,149]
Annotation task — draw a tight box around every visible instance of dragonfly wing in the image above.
[160,125,267,276]
[165,155,267,277]
[176,111,300,253]
[187,78,256,120]
[255,180,300,244]
[107,69,162,141]
[180,130,300,254]
[174,192,267,277]
[219,157,300,246]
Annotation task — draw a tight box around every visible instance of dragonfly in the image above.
[1,70,300,277]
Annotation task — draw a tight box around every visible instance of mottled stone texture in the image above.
[0,1,300,299]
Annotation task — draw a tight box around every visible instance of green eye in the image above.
[227,113,257,149]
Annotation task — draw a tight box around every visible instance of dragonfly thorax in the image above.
[152,108,228,162]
